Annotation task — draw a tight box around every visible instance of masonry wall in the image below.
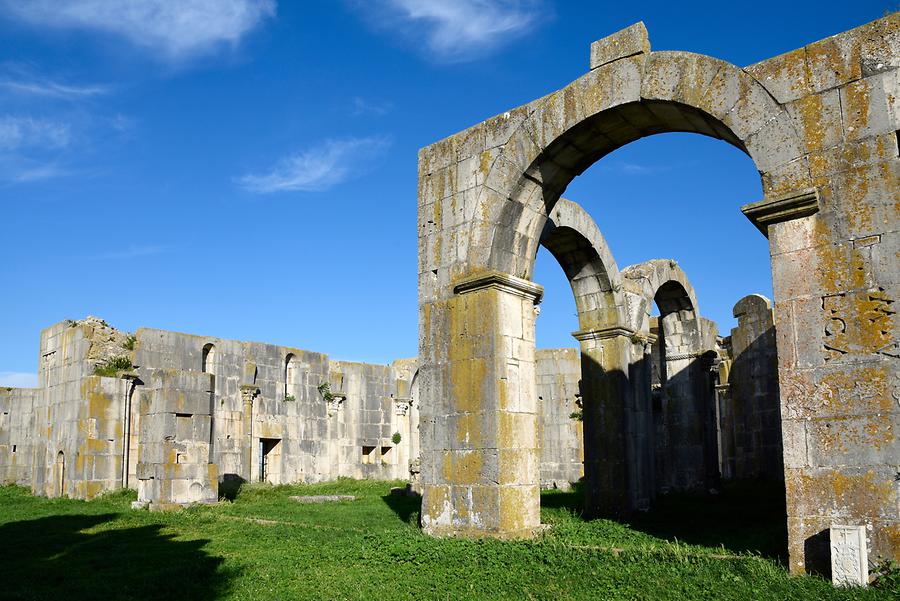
[744,14,900,572]
[535,348,583,489]
[724,295,783,480]
[0,387,39,485]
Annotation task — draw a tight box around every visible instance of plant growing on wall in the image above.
[317,382,336,402]
[284,394,296,402]
[391,432,402,444]
[93,356,133,377]
[123,335,137,351]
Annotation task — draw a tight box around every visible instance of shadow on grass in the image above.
[381,492,421,526]
[0,513,234,601]
[541,479,788,563]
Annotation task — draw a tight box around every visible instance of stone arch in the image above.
[622,259,717,494]
[54,451,65,497]
[472,49,805,280]
[201,343,218,374]
[539,198,627,332]
[621,259,702,342]
[284,353,298,399]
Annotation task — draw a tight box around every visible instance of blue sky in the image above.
[0,1,892,387]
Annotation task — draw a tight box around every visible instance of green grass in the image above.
[0,480,894,600]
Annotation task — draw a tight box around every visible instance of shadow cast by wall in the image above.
[0,513,233,601]
[381,492,421,526]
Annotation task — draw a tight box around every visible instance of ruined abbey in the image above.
[2,14,898,585]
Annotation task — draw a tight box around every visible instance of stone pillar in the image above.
[420,271,543,539]
[744,186,899,573]
[573,326,635,517]
[240,385,258,483]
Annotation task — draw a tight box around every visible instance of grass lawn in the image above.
[0,480,895,600]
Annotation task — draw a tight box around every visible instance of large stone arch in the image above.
[418,16,900,574]
[469,44,804,280]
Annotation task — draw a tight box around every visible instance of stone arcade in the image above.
[416,15,898,576]
[1,14,897,583]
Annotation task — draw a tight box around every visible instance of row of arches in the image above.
[539,198,721,514]
[201,343,300,400]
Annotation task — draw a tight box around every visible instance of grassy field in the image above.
[0,480,895,600]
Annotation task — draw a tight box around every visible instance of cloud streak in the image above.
[1,0,276,60]
[237,136,392,194]
[85,245,170,261]
[0,371,38,388]
[352,0,542,62]
[0,116,70,151]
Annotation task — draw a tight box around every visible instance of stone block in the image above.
[590,22,649,70]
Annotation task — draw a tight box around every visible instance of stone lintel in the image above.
[590,22,650,71]
[741,188,819,237]
[453,270,544,303]
[572,325,636,342]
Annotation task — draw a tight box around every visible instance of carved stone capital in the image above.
[394,397,411,416]
[240,385,260,405]
[572,325,636,342]
[741,188,819,237]
[453,270,544,304]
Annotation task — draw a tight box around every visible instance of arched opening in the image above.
[525,130,783,553]
[201,343,218,374]
[284,354,297,400]
[419,48,803,544]
[54,451,65,497]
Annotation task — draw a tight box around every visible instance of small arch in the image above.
[284,354,298,399]
[539,198,627,332]
[201,343,218,374]
[55,451,65,497]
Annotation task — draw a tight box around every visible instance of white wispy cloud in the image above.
[12,164,71,183]
[86,245,169,261]
[0,79,108,100]
[0,116,70,151]
[351,97,393,117]
[237,136,392,194]
[1,0,276,60]
[0,371,38,388]
[601,161,673,176]
[352,0,543,62]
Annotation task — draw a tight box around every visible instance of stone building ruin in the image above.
[416,15,899,577]
[0,13,897,584]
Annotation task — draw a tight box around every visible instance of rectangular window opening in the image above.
[12,445,16,453]
[362,445,376,465]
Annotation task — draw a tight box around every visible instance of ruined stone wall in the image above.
[132,328,414,492]
[723,295,783,481]
[26,320,133,499]
[0,386,39,485]
[535,348,583,489]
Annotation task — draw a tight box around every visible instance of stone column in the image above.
[573,326,636,517]
[420,271,543,539]
[744,187,899,573]
[240,385,258,483]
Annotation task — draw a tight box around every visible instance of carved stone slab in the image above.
[830,524,868,587]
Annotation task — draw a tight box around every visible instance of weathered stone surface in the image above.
[418,14,900,577]
[589,22,650,70]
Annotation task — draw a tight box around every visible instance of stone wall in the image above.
[535,348,583,489]
[719,294,783,481]
[0,386,39,485]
